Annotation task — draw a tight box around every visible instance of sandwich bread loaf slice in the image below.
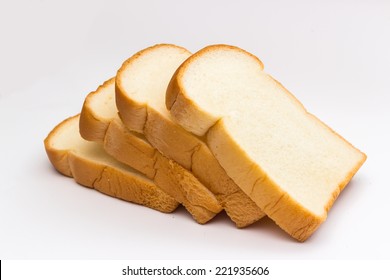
[166,44,367,241]
[115,44,265,227]
[44,115,179,213]
[80,78,222,224]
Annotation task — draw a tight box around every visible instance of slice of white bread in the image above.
[44,115,179,213]
[115,44,265,227]
[80,78,222,224]
[166,44,367,241]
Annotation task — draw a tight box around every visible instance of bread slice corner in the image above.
[44,114,179,213]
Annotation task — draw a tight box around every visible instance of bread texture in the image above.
[80,78,222,224]
[44,115,179,213]
[115,44,265,227]
[166,44,367,241]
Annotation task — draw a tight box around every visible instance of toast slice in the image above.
[166,44,367,241]
[44,115,179,213]
[115,44,265,227]
[80,78,222,224]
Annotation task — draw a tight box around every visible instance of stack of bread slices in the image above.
[44,44,366,241]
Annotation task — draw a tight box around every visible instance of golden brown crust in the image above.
[104,119,157,179]
[167,44,264,136]
[44,115,179,213]
[192,144,266,227]
[116,44,191,133]
[67,153,178,213]
[145,107,266,227]
[165,66,181,111]
[79,78,115,142]
[115,80,147,133]
[44,115,79,177]
[103,118,222,224]
[152,154,221,224]
[167,68,218,136]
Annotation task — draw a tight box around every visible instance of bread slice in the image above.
[80,78,222,224]
[44,115,179,213]
[115,44,265,227]
[166,44,367,241]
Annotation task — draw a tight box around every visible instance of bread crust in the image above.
[166,44,367,241]
[167,44,264,136]
[116,44,191,133]
[44,116,75,177]
[80,78,116,143]
[104,118,222,224]
[143,106,266,227]
[208,119,323,240]
[44,115,179,213]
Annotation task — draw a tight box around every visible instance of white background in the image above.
[0,0,389,259]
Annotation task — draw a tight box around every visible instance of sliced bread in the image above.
[115,44,265,227]
[80,78,222,224]
[44,115,179,213]
[166,44,367,241]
